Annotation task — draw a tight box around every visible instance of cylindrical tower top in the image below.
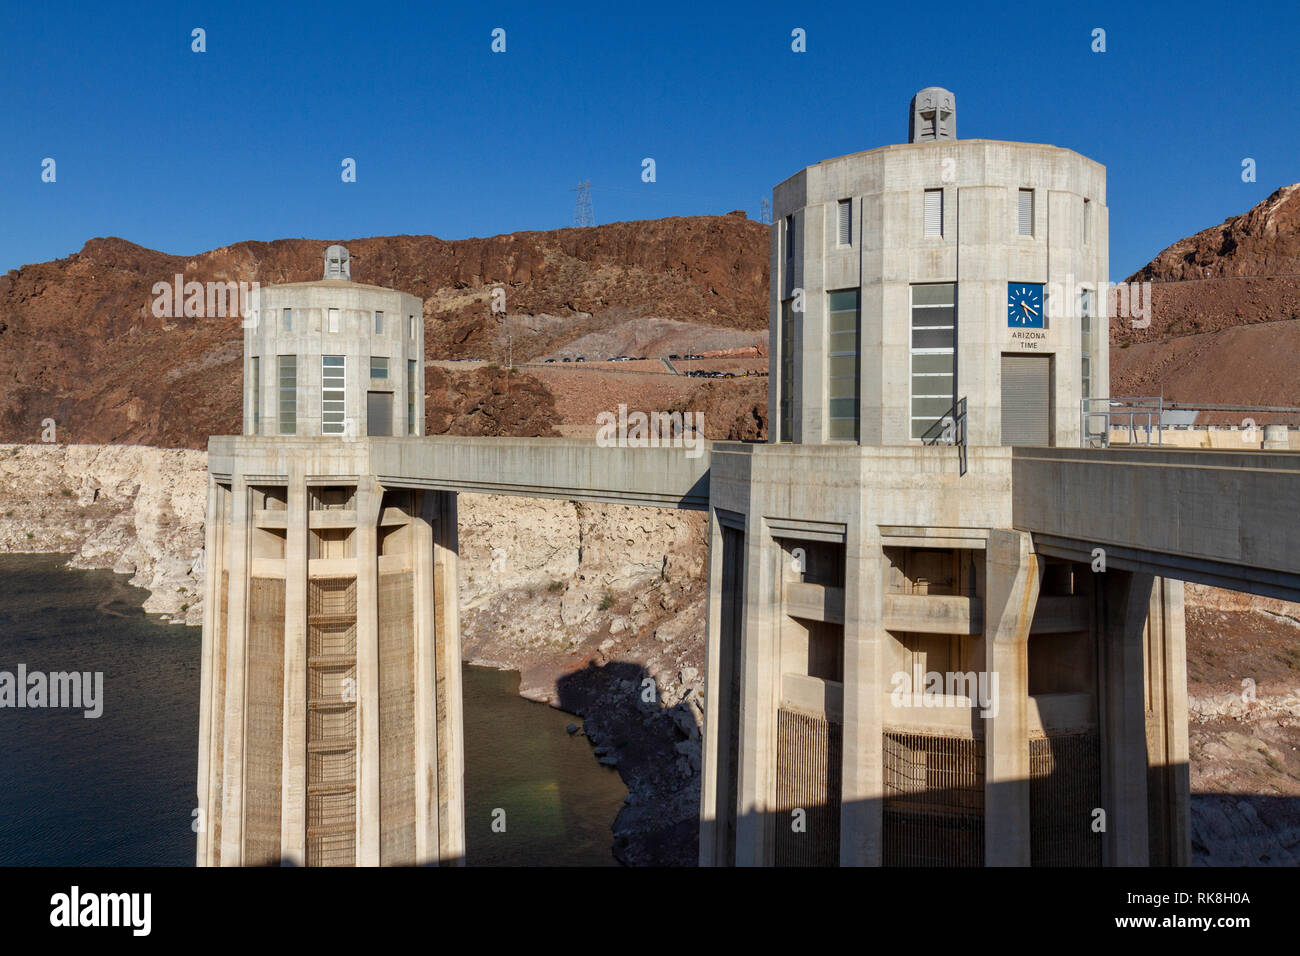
[243,274,424,440]
[909,87,956,142]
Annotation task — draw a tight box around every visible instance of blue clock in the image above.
[1008,283,1044,329]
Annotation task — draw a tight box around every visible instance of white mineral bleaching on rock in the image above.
[1185,581,1300,627]
[0,444,208,625]
[1190,689,1300,722]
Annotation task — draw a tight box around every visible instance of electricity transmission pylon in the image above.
[571,181,594,227]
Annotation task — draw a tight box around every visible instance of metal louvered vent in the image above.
[1001,354,1052,446]
[1018,189,1034,236]
[924,189,943,237]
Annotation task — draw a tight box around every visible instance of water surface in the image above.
[0,554,624,866]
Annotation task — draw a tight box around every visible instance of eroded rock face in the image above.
[1134,184,1300,285]
[0,444,208,625]
[670,376,768,441]
[456,493,710,864]
[1114,182,1300,348]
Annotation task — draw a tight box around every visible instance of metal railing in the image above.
[1081,397,1163,448]
[921,397,969,475]
[1082,398,1300,448]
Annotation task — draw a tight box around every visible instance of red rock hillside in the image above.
[1110,183,1300,406]
[0,213,768,448]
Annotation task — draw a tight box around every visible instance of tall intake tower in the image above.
[197,246,464,866]
[699,90,1187,867]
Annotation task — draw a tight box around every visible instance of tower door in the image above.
[1000,354,1052,446]
[367,392,392,437]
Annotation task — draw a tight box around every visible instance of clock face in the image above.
[1007,283,1045,329]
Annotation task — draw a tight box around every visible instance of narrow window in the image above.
[322,356,346,434]
[283,308,293,332]
[910,283,957,439]
[250,357,260,434]
[328,308,340,333]
[779,300,795,442]
[374,311,384,335]
[407,359,417,435]
[370,356,389,380]
[786,214,795,260]
[278,355,297,435]
[408,315,416,341]
[1080,289,1093,399]
[924,189,943,238]
[1018,189,1034,237]
[826,290,860,441]
[837,200,852,246]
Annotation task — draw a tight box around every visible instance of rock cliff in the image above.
[0,444,207,624]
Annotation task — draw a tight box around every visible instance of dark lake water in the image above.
[0,554,624,866]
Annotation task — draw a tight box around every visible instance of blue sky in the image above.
[2,0,1296,279]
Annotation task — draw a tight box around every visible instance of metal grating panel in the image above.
[306,828,355,868]
[1030,733,1102,866]
[244,577,285,866]
[212,569,229,865]
[774,709,842,867]
[883,732,984,866]
[310,620,356,658]
[379,571,417,865]
[307,575,356,866]
[309,747,356,785]
[716,524,744,864]
[308,662,357,702]
[309,705,355,743]
[308,788,356,830]
[309,577,356,616]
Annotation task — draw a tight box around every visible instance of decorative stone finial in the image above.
[324,244,351,281]
[909,88,956,143]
